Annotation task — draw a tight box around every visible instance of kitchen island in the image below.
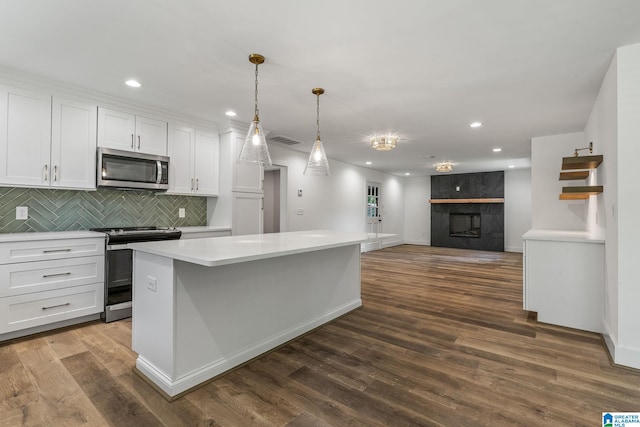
[128,230,381,398]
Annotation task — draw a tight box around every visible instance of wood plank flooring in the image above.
[2,245,639,426]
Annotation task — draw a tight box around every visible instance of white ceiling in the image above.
[2,0,640,176]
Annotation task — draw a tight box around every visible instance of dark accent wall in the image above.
[431,171,504,252]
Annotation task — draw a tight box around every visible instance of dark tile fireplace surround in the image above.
[431,171,504,252]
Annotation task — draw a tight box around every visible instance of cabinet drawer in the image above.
[0,238,104,264]
[0,283,104,334]
[0,256,104,297]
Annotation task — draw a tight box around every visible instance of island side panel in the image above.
[132,251,177,384]
[172,244,362,393]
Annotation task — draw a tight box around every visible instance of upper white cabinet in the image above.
[0,86,97,189]
[51,97,97,189]
[0,85,52,187]
[168,123,219,196]
[98,107,167,156]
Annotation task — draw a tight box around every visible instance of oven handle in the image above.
[107,244,130,250]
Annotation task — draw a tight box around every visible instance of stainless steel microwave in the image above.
[97,147,169,190]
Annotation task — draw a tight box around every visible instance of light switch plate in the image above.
[16,206,28,220]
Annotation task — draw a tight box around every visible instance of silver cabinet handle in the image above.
[44,164,48,181]
[131,134,134,149]
[138,135,141,150]
[53,165,57,182]
[191,178,194,190]
[43,248,72,253]
[42,302,70,310]
[43,272,71,278]
[196,178,199,191]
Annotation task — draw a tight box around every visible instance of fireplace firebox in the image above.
[450,213,481,238]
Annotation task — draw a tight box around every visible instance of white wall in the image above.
[404,176,431,245]
[504,168,532,252]
[612,43,640,368]
[267,143,405,247]
[530,132,589,231]
[584,53,618,344]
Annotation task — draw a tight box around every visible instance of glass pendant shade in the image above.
[304,138,330,176]
[304,87,330,176]
[238,118,272,165]
[237,53,272,165]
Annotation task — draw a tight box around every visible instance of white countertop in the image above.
[522,229,605,243]
[0,230,105,243]
[129,230,389,267]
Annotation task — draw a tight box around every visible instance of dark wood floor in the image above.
[2,245,639,426]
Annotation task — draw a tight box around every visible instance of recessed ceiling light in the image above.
[365,161,372,165]
[225,110,237,117]
[405,172,410,176]
[125,79,141,88]
[470,122,482,128]
[493,148,502,152]
[508,165,515,168]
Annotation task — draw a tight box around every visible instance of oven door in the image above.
[104,245,133,322]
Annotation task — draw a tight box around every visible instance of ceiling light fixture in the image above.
[493,148,502,152]
[371,134,398,151]
[238,53,272,165]
[365,161,372,165]
[435,162,453,173]
[125,79,141,88]
[225,110,237,117]
[304,88,330,176]
[470,121,482,128]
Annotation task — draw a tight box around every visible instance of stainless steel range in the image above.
[90,226,182,322]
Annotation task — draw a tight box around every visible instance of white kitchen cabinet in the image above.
[51,97,97,189]
[0,233,105,340]
[98,107,167,156]
[232,192,263,236]
[0,85,52,186]
[0,87,96,189]
[168,123,219,196]
[523,229,604,333]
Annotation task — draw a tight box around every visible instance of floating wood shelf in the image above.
[429,198,505,204]
[559,171,590,180]
[561,155,603,170]
[559,185,603,200]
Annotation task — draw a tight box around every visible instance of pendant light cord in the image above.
[316,93,321,140]
[254,62,260,119]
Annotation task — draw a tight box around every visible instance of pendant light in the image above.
[238,53,272,165]
[303,88,330,176]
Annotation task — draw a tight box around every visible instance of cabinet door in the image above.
[51,97,97,189]
[194,129,219,196]
[168,123,195,194]
[232,192,263,236]
[97,107,136,151]
[0,86,52,186]
[136,115,167,156]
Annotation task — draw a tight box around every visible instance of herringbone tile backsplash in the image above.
[0,187,207,233]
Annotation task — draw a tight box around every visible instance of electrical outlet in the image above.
[179,208,186,218]
[147,276,157,292]
[16,206,28,220]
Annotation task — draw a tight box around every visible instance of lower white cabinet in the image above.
[0,283,102,334]
[523,230,604,333]
[232,193,263,236]
[0,232,105,339]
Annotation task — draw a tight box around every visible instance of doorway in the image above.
[263,165,287,234]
